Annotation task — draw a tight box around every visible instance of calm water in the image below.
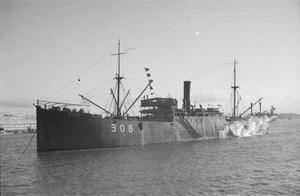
[1,119,300,195]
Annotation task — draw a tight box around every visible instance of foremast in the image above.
[80,40,152,118]
[111,40,125,117]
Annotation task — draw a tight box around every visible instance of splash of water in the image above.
[220,115,277,138]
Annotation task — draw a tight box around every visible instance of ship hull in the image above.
[36,106,227,152]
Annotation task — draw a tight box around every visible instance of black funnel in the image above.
[183,81,191,115]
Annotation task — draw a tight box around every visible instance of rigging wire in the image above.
[74,78,80,103]
[107,96,114,116]
[126,78,148,83]
[121,82,129,115]
[103,91,112,114]
[104,83,117,116]
[229,92,234,116]
[239,87,254,96]
[128,95,137,116]
[78,45,118,79]
[238,67,253,95]
[191,74,232,91]
[45,44,117,101]
[82,79,113,96]
[45,78,78,101]
[223,90,232,116]
[237,91,246,114]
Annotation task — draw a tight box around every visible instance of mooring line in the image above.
[22,130,36,154]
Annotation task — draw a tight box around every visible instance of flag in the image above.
[144,67,155,96]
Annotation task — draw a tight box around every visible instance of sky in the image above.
[1,0,299,116]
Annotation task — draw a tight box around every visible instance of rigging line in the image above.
[104,86,115,115]
[123,91,133,115]
[239,87,256,97]
[78,45,117,78]
[236,91,245,112]
[230,92,234,116]
[121,82,126,93]
[106,96,114,116]
[126,99,134,116]
[45,78,77,101]
[82,79,113,96]
[45,45,117,101]
[22,130,36,154]
[103,94,110,110]
[191,75,232,91]
[74,79,80,103]
[223,89,232,115]
[104,85,115,113]
[121,46,155,77]
[126,78,148,83]
[130,96,138,116]
[122,43,135,51]
[241,101,247,113]
[238,67,252,90]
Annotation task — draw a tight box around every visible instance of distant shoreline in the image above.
[0,114,36,133]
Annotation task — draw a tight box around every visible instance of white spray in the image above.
[220,115,277,138]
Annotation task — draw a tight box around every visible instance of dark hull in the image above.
[36,106,226,152]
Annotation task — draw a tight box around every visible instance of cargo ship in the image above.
[35,41,274,152]
[36,41,226,152]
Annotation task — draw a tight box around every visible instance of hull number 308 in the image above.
[111,124,133,133]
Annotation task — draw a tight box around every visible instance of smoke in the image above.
[220,115,277,138]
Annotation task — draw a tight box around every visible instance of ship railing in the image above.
[174,111,222,117]
[36,100,90,113]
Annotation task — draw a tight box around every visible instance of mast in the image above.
[231,59,239,117]
[78,41,148,118]
[112,40,125,116]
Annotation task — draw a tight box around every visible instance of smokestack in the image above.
[183,81,191,115]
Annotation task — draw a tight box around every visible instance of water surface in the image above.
[1,119,300,195]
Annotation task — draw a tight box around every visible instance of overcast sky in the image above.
[1,0,299,115]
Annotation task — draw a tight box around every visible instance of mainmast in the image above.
[231,59,239,117]
[112,40,125,116]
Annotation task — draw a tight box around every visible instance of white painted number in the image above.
[111,124,117,132]
[128,125,133,133]
[120,124,125,132]
[111,124,134,133]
